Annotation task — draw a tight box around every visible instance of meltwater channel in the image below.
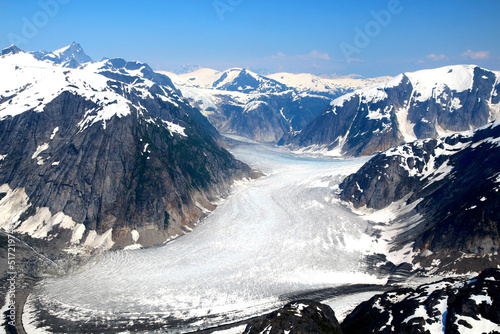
[24,142,387,333]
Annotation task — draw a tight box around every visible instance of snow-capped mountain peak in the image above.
[282,64,500,156]
[1,44,22,56]
[0,50,184,131]
[28,42,93,68]
[210,67,290,94]
[268,72,392,98]
[0,51,129,128]
[51,42,92,64]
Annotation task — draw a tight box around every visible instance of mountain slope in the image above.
[211,68,289,94]
[281,65,500,156]
[162,69,332,142]
[268,72,392,99]
[0,47,252,251]
[342,269,500,334]
[339,119,500,273]
[164,68,395,143]
[179,67,289,94]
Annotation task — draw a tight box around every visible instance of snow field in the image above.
[26,144,387,331]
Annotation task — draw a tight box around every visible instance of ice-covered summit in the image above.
[281,64,500,156]
[28,42,93,68]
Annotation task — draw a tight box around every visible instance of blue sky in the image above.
[1,0,499,77]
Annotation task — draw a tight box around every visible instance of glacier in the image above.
[25,143,389,333]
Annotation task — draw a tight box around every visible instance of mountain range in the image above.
[0,45,253,252]
[340,119,500,274]
[1,42,499,334]
[161,67,390,142]
[280,65,500,156]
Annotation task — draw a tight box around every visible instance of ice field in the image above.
[26,143,388,332]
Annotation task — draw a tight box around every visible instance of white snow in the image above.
[31,143,49,160]
[131,230,140,243]
[0,292,13,334]
[450,97,462,111]
[455,314,500,333]
[405,65,475,103]
[395,106,417,142]
[177,68,222,88]
[0,52,186,134]
[211,325,247,334]
[28,144,386,331]
[83,229,114,249]
[471,294,493,305]
[323,291,384,322]
[71,224,86,244]
[0,53,133,129]
[22,296,53,334]
[243,101,267,113]
[17,208,74,239]
[50,127,59,140]
[268,72,391,95]
[329,92,356,109]
[0,184,30,231]
[162,120,187,137]
[0,183,112,251]
[51,44,71,57]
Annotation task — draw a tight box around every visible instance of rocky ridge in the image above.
[281,65,500,157]
[340,119,500,274]
[213,269,499,334]
[162,68,333,142]
[0,46,253,252]
[341,268,500,334]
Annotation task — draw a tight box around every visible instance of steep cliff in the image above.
[340,120,500,273]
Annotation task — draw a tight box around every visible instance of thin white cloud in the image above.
[274,51,287,58]
[347,57,364,63]
[307,50,331,60]
[426,53,449,61]
[272,50,331,61]
[461,50,490,60]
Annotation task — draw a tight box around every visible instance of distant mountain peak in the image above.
[281,64,500,156]
[28,42,93,68]
[1,44,23,56]
[51,42,92,64]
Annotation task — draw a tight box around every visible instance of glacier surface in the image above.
[26,143,387,332]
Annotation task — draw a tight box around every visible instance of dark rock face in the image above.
[340,120,500,272]
[0,52,252,249]
[341,269,500,334]
[176,68,333,143]
[216,91,331,142]
[244,300,343,334]
[281,65,500,156]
